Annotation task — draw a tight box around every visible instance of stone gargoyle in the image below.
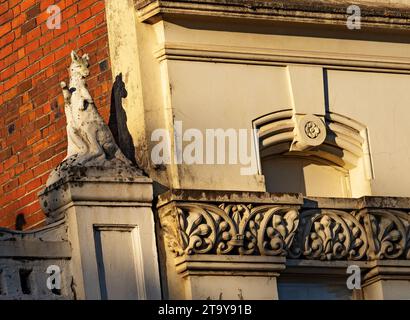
[45,51,139,186]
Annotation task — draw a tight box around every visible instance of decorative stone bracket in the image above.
[158,195,410,261]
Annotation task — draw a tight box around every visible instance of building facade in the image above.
[1,0,410,300]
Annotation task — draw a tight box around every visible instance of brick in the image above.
[0,172,11,186]
[18,169,33,184]
[0,148,13,163]
[25,61,40,77]
[54,45,72,61]
[14,163,25,175]
[39,53,54,69]
[0,65,15,81]
[15,57,29,73]
[25,177,41,193]
[0,43,12,59]
[21,18,37,34]
[26,129,40,147]
[2,201,20,216]
[3,179,18,194]
[38,31,53,46]
[25,39,40,54]
[0,2,9,16]
[79,17,96,34]
[19,102,33,114]
[20,0,37,12]
[17,47,25,59]
[26,25,41,41]
[24,200,41,215]
[91,1,105,15]
[12,185,26,201]
[39,0,57,11]
[17,79,32,94]
[0,10,14,26]
[79,0,97,11]
[0,32,15,48]
[19,191,36,207]
[26,3,40,19]
[4,75,18,91]
[33,91,49,106]
[75,8,91,24]
[11,13,25,29]
[77,32,94,48]
[64,4,78,19]
[32,138,48,154]
[32,161,49,176]
[3,51,19,67]
[24,210,45,227]
[11,0,21,11]
[4,155,18,170]
[38,148,54,161]
[35,10,49,25]
[0,22,11,38]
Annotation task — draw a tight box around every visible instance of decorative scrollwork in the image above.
[290,210,367,261]
[160,203,299,256]
[361,210,409,260]
[159,202,410,261]
[256,207,299,256]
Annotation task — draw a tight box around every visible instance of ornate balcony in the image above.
[156,190,410,299]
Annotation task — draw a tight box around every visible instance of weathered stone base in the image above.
[39,166,162,300]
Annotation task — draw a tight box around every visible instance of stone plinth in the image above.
[38,165,161,300]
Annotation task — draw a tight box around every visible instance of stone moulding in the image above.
[135,0,410,30]
[157,191,410,261]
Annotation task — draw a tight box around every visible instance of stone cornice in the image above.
[0,219,71,258]
[135,0,410,30]
[158,189,410,209]
[157,191,410,261]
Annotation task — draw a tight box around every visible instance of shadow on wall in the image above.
[15,213,26,231]
[262,156,350,198]
[108,73,137,165]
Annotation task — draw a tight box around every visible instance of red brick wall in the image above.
[0,0,112,229]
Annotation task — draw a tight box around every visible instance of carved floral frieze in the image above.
[159,203,410,261]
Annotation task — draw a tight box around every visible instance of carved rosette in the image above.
[159,202,410,261]
[304,121,321,139]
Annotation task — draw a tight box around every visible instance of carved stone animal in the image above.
[60,51,131,166]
